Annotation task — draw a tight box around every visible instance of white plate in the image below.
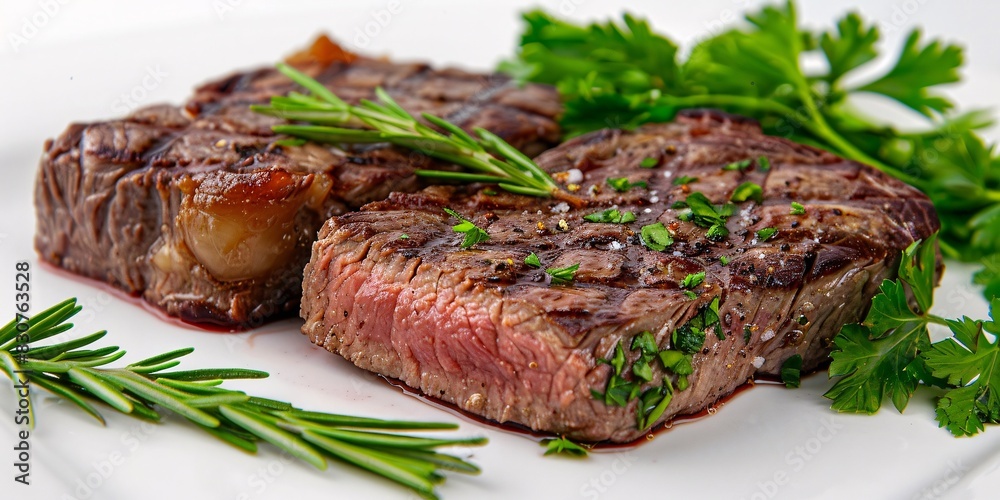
[1,2,998,499]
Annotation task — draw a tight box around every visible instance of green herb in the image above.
[743,325,752,344]
[541,437,589,457]
[503,4,1000,301]
[672,175,698,186]
[681,271,706,289]
[399,233,410,240]
[639,157,659,168]
[826,234,1000,436]
[683,291,697,300]
[781,354,803,388]
[592,341,637,407]
[253,63,577,203]
[273,138,307,147]
[758,156,772,171]
[636,378,673,430]
[719,255,731,266]
[790,202,806,215]
[444,208,490,249]
[546,263,580,285]
[607,177,647,192]
[524,252,542,268]
[583,208,636,224]
[756,227,778,241]
[0,299,485,498]
[722,159,753,172]
[640,222,674,251]
[677,192,735,241]
[673,323,706,355]
[482,189,498,196]
[730,182,764,203]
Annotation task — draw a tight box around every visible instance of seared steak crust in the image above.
[300,110,939,442]
[34,40,561,328]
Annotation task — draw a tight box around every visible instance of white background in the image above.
[1,1,998,499]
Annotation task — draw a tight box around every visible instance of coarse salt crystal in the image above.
[643,208,653,214]
[609,241,625,250]
[663,171,673,179]
[550,202,570,214]
[752,356,765,368]
[761,329,775,342]
[649,196,660,203]
[566,169,584,184]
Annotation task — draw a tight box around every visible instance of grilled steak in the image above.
[300,110,940,442]
[34,37,561,328]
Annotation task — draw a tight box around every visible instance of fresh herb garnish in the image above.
[640,222,674,251]
[607,177,648,192]
[399,233,410,240]
[546,263,580,285]
[672,175,698,186]
[781,354,803,388]
[730,182,764,203]
[253,63,578,203]
[524,252,542,268]
[756,227,778,241]
[719,255,731,266]
[0,299,485,498]
[583,208,636,224]
[677,192,735,241]
[722,159,753,172]
[826,234,1000,436]
[790,201,806,215]
[541,437,589,457]
[639,157,659,168]
[504,4,1000,300]
[680,271,706,289]
[758,156,771,171]
[444,208,490,249]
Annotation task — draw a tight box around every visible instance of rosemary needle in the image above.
[252,63,582,205]
[0,298,484,499]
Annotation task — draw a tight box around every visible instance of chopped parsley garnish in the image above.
[673,175,698,186]
[683,291,697,300]
[639,156,659,168]
[399,233,410,240]
[640,222,674,251]
[758,156,771,171]
[677,192,735,241]
[719,255,731,266]
[482,188,498,196]
[546,263,580,284]
[756,227,778,241]
[681,271,706,289]
[443,208,490,249]
[524,252,542,268]
[541,437,589,457]
[607,177,648,192]
[673,322,706,355]
[781,354,803,388]
[722,159,753,171]
[730,182,764,203]
[743,325,752,344]
[583,208,636,224]
[790,201,806,215]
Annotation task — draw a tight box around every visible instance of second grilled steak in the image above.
[300,110,940,442]
[34,37,561,328]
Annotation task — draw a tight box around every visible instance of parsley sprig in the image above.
[0,299,485,498]
[503,2,1000,301]
[444,208,490,249]
[826,234,1000,436]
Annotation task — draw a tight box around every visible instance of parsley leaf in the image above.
[444,208,490,249]
[790,201,806,215]
[680,271,705,289]
[541,437,589,457]
[857,30,962,116]
[731,182,764,203]
[922,304,1000,436]
[546,263,580,285]
[640,157,659,168]
[722,159,753,171]
[781,354,803,388]
[756,227,778,241]
[607,177,648,192]
[640,222,674,251]
[524,252,542,268]
[677,192,735,241]
[583,208,636,224]
[672,175,698,186]
[820,12,879,84]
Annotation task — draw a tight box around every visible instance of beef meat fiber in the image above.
[300,110,940,442]
[34,37,561,328]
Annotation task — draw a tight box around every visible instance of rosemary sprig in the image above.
[1,299,484,499]
[252,63,580,204]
